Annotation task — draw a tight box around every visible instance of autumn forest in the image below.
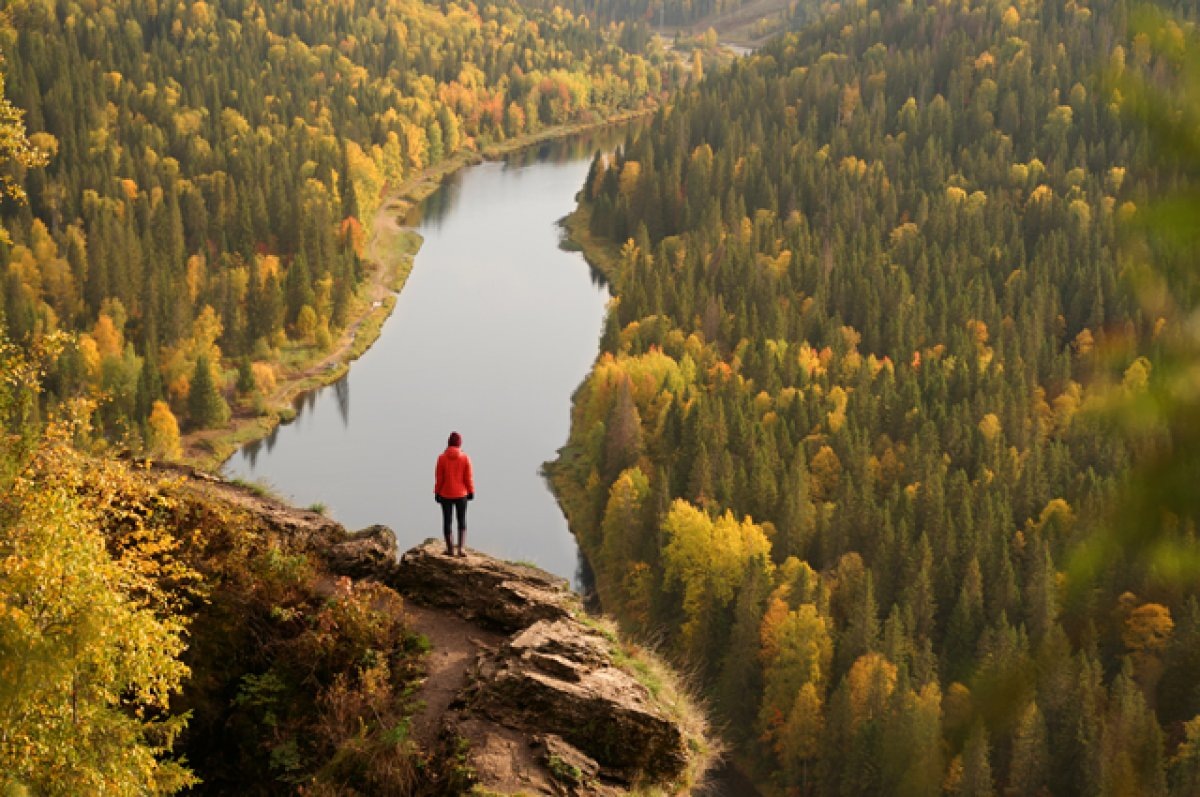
[3,0,1200,794]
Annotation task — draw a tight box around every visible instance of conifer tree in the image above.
[187,355,229,429]
[1007,701,1049,797]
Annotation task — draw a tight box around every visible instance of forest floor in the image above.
[179,107,655,473]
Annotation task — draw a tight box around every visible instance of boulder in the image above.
[393,539,577,632]
[325,523,400,580]
[470,619,687,783]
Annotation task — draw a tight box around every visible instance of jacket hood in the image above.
[443,446,462,458]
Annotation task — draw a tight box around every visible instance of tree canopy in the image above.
[552,0,1200,792]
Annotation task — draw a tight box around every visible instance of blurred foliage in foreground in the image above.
[1069,3,1200,596]
[0,338,198,793]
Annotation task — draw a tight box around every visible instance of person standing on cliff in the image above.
[435,431,474,556]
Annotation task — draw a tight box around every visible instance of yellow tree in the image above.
[0,56,49,243]
[146,400,182,460]
[297,305,319,343]
[779,681,824,787]
[1121,596,1174,697]
[0,422,195,793]
[597,466,650,603]
[661,499,771,661]
[845,652,898,730]
[757,603,833,750]
[809,444,842,501]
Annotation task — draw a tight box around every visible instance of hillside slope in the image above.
[0,415,714,794]
[0,0,672,454]
[143,463,716,794]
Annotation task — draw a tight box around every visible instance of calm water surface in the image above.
[223,131,630,585]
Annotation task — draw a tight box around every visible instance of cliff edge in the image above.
[163,465,714,795]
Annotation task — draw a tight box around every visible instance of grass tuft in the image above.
[584,616,722,795]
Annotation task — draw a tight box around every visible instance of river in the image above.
[223,126,763,796]
[223,128,630,586]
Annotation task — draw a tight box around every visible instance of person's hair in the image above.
[448,431,462,447]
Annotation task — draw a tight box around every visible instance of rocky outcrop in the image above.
[395,540,700,794]
[395,542,576,632]
[154,466,708,794]
[471,618,687,782]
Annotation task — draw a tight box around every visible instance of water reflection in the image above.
[556,220,610,289]
[242,438,261,469]
[293,389,317,415]
[334,378,350,427]
[407,170,464,227]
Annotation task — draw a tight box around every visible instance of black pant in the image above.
[440,497,468,545]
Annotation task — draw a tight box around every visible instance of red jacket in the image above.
[435,446,474,499]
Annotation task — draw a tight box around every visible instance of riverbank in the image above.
[557,184,769,797]
[560,204,622,282]
[180,108,655,472]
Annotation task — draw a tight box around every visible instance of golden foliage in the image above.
[978,412,1001,442]
[251,361,277,395]
[0,425,197,794]
[809,445,842,501]
[846,652,898,730]
[1121,600,1174,654]
[0,66,49,243]
[619,160,642,196]
[92,313,123,358]
[146,400,183,460]
[662,500,772,656]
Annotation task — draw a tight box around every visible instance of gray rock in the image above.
[325,524,400,580]
[392,539,577,632]
[536,734,619,796]
[393,540,691,787]
[471,619,687,783]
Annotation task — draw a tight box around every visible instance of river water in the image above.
[223,129,631,586]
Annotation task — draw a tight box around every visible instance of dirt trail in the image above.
[403,595,503,748]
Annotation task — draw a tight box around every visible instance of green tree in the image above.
[1006,701,1048,797]
[957,725,995,797]
[187,354,229,429]
[1170,717,1200,797]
